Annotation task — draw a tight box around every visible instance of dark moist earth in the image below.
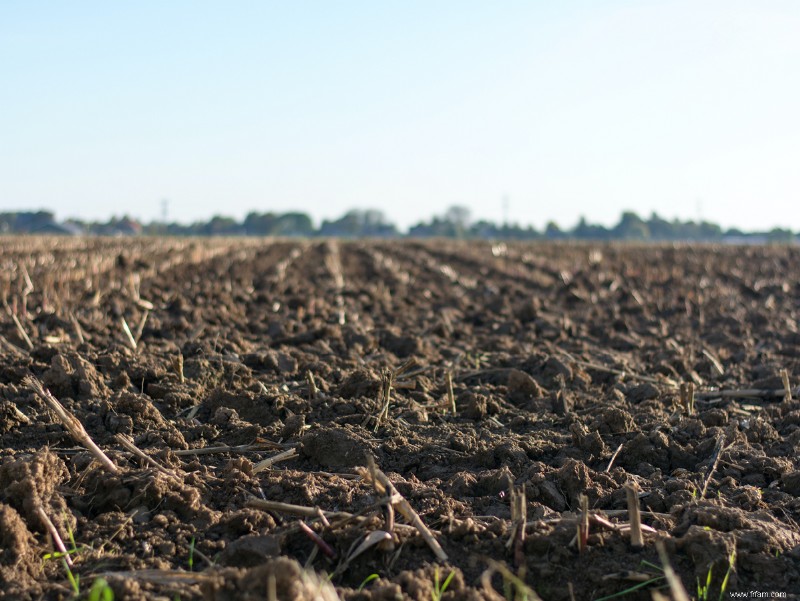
[1,238,800,601]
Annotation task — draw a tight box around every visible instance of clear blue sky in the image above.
[2,1,799,230]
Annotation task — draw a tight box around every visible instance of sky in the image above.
[2,1,799,231]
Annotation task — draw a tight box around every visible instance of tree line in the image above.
[1,208,796,242]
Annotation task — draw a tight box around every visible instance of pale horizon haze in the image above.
[2,2,799,231]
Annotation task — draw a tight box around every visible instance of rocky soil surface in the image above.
[1,237,799,600]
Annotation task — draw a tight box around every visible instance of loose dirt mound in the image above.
[1,238,799,599]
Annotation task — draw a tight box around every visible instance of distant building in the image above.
[115,217,143,236]
[32,221,84,235]
[722,234,768,245]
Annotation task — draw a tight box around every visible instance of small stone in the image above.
[281,413,306,439]
[627,383,660,403]
[537,480,567,512]
[132,506,151,524]
[300,428,371,468]
[781,471,800,496]
[219,535,281,567]
[459,392,487,420]
[507,369,544,401]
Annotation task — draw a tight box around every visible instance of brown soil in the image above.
[1,237,799,600]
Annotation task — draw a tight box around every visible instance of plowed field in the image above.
[1,238,799,600]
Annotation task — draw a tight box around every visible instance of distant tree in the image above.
[443,205,472,238]
[243,211,278,235]
[362,209,390,230]
[572,216,610,240]
[320,209,397,237]
[408,217,449,238]
[409,206,472,238]
[647,212,673,240]
[613,211,649,240]
[275,212,314,236]
[766,228,795,244]
[320,211,361,237]
[544,221,563,239]
[725,227,746,238]
[1,211,57,233]
[206,216,240,235]
[697,221,722,240]
[5,205,793,242]
[469,219,500,239]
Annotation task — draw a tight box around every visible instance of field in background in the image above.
[1,237,799,600]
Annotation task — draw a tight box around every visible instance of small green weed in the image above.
[41,516,83,597]
[718,548,736,601]
[483,560,539,601]
[187,536,196,571]
[696,546,736,601]
[64,562,80,596]
[432,568,455,601]
[697,566,712,601]
[358,573,380,591]
[87,577,114,601]
[595,560,666,601]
